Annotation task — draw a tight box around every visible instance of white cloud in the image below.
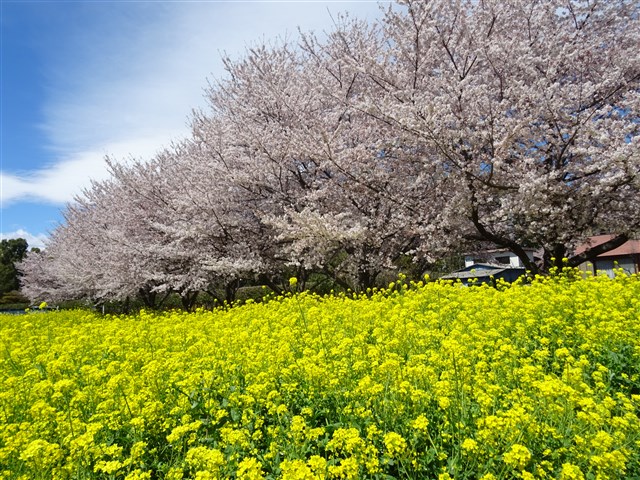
[0,229,48,250]
[1,137,169,206]
[2,1,385,208]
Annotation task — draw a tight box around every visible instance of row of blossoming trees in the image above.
[20,0,640,308]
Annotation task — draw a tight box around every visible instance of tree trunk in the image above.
[180,291,199,311]
[225,279,241,304]
[541,244,567,273]
[139,288,157,309]
[357,269,379,292]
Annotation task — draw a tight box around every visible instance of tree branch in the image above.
[567,234,629,267]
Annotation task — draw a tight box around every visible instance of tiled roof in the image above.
[574,235,640,257]
[440,264,525,280]
[463,247,539,255]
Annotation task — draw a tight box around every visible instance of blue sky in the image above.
[1,0,385,249]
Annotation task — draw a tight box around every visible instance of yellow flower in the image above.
[503,444,531,470]
[280,459,314,480]
[237,457,264,480]
[559,463,584,480]
[186,446,224,473]
[125,470,152,480]
[461,438,478,453]
[3,273,640,479]
[328,457,359,479]
[19,439,63,471]
[383,432,407,457]
[411,414,429,433]
[307,455,327,475]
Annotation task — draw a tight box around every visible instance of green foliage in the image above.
[0,238,28,266]
[0,290,29,306]
[0,238,29,298]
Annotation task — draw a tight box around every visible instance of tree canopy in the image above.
[0,238,29,297]
[20,0,640,306]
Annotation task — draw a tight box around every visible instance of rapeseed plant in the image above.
[1,271,639,478]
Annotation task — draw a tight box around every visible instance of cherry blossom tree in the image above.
[19,229,87,304]
[146,139,272,305]
[22,153,187,308]
[196,22,432,290]
[20,0,640,305]
[347,0,639,272]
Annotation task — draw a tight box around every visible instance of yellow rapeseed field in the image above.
[1,271,639,479]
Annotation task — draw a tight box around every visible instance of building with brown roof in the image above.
[575,235,640,277]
